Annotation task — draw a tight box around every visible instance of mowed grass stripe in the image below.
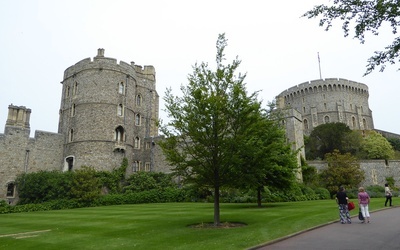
[0,199,386,250]
[0,229,51,238]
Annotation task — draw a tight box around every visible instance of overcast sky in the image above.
[1,0,399,137]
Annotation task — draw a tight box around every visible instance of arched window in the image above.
[363,119,367,129]
[135,137,140,149]
[65,86,70,98]
[115,126,125,142]
[304,119,309,130]
[71,104,75,117]
[117,104,123,116]
[118,82,125,94]
[65,156,74,172]
[135,114,141,126]
[352,117,356,128]
[6,182,15,197]
[73,82,78,95]
[324,116,330,123]
[69,129,74,142]
[136,94,142,106]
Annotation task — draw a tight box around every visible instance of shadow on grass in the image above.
[221,202,287,209]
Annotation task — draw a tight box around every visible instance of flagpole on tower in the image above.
[318,52,322,79]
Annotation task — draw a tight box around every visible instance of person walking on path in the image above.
[335,186,351,224]
[358,187,370,223]
[384,183,393,207]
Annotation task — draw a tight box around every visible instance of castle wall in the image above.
[375,129,400,140]
[124,136,172,175]
[0,126,62,204]
[308,160,400,187]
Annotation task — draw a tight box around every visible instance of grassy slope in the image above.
[0,198,387,250]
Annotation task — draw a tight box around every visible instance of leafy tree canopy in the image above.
[303,0,400,75]
[359,130,395,159]
[320,150,365,196]
[233,105,299,206]
[159,33,269,225]
[306,122,361,159]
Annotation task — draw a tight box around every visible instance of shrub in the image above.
[313,187,330,199]
[96,188,187,206]
[70,166,101,204]
[16,170,73,204]
[123,172,177,193]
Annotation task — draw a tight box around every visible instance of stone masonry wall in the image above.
[0,126,63,204]
[308,160,400,188]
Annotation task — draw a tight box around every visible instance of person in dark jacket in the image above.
[336,186,352,224]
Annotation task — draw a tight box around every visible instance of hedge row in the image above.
[0,188,188,214]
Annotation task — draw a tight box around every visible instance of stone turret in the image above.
[58,49,160,172]
[276,78,374,136]
[6,104,31,129]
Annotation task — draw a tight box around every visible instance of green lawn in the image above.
[0,198,388,250]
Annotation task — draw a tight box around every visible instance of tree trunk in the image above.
[214,184,220,226]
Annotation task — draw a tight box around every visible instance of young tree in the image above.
[159,34,266,225]
[303,0,400,75]
[235,107,298,207]
[320,150,365,196]
[360,130,395,159]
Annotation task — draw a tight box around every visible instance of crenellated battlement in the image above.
[63,49,156,83]
[278,78,369,99]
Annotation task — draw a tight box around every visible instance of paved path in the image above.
[253,206,400,250]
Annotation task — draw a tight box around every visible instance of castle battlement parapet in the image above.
[63,49,156,88]
[278,78,369,100]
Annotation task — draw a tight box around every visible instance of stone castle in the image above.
[276,78,374,135]
[276,78,400,188]
[0,49,169,204]
[1,50,399,204]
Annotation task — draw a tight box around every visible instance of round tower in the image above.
[58,49,159,172]
[276,78,374,135]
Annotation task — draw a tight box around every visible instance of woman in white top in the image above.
[384,183,392,207]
